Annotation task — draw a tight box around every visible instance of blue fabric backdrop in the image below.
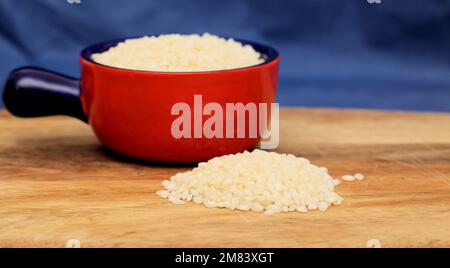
[0,0,449,111]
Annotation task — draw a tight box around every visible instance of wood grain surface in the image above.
[0,108,449,248]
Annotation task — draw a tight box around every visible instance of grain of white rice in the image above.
[342,175,356,181]
[296,205,308,213]
[354,173,365,181]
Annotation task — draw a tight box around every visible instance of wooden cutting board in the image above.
[0,108,449,248]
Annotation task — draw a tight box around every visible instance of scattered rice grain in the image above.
[354,173,365,181]
[342,175,355,181]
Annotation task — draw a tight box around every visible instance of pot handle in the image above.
[2,67,88,122]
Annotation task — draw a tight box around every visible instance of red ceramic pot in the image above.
[3,36,280,162]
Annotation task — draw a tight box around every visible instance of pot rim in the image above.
[80,34,280,75]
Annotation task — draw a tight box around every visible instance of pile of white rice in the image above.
[157,150,363,215]
[91,33,264,72]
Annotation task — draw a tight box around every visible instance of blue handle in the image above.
[2,67,87,122]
